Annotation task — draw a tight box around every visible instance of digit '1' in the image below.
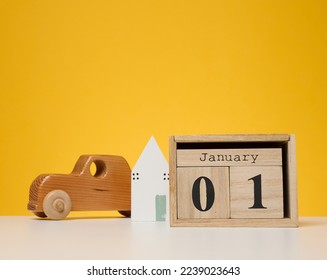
[248,174,267,209]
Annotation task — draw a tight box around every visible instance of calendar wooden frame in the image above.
[169,134,298,227]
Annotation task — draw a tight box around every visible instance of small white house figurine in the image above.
[131,136,169,222]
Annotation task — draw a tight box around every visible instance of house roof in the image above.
[133,136,168,171]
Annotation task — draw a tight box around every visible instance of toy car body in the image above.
[27,155,131,219]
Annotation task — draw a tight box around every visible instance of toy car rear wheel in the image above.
[43,190,72,220]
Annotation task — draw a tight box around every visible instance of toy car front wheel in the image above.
[43,190,72,220]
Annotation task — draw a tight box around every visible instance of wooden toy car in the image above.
[27,155,131,220]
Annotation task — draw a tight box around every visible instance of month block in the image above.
[169,134,298,227]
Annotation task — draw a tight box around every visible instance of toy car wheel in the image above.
[43,190,72,220]
[118,210,131,218]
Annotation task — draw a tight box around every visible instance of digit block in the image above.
[169,134,298,227]
[177,167,229,219]
[230,166,283,218]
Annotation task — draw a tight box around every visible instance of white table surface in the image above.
[0,216,326,260]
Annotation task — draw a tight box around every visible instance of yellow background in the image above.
[0,0,326,216]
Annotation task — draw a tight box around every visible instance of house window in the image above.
[132,173,139,180]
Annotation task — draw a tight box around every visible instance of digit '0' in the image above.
[192,176,215,211]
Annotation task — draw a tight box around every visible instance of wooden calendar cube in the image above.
[230,166,283,219]
[169,134,298,227]
[177,167,229,219]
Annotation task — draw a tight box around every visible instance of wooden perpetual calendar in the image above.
[169,134,298,227]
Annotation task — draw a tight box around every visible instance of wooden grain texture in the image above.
[230,166,284,218]
[169,136,178,226]
[174,134,290,143]
[169,218,298,227]
[177,148,282,167]
[28,155,131,217]
[287,134,298,226]
[177,167,230,219]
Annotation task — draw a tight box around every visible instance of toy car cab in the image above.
[27,155,131,220]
